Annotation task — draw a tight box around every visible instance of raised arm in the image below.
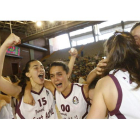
[0,34,21,98]
[68,48,78,77]
[86,58,107,85]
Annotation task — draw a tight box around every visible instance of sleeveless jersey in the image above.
[15,87,57,119]
[108,69,140,119]
[54,83,90,119]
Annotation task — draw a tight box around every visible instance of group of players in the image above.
[0,22,140,119]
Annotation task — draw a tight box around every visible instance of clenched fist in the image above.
[2,33,21,48]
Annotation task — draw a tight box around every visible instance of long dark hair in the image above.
[18,60,37,99]
[103,31,140,89]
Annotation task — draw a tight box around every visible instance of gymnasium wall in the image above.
[42,40,106,66]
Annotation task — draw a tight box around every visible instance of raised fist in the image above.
[69,48,78,57]
[3,33,21,48]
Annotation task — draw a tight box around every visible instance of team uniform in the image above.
[108,69,140,119]
[15,87,57,119]
[54,83,90,119]
[0,103,14,119]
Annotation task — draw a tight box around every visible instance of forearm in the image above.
[86,68,98,85]
[0,99,6,111]
[68,56,76,77]
[0,44,8,76]
[0,94,11,103]
[0,45,20,97]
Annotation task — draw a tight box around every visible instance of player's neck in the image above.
[61,82,72,96]
[31,82,43,92]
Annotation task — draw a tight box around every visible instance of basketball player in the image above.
[24,47,89,119]
[24,49,107,119]
[87,31,140,119]
[0,33,57,119]
[49,61,90,119]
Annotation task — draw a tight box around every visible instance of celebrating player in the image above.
[0,33,57,119]
[87,31,140,119]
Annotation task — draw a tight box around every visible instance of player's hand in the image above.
[96,58,107,75]
[0,100,7,111]
[3,33,21,48]
[23,93,35,106]
[69,48,78,58]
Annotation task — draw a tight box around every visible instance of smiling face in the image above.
[26,60,45,85]
[50,66,69,93]
[131,25,140,49]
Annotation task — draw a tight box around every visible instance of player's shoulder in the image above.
[97,76,113,87]
[44,79,52,83]
[73,83,83,87]
[96,76,117,100]
[44,79,53,87]
[44,79,55,95]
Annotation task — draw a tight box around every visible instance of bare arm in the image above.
[0,99,7,111]
[23,81,35,105]
[68,48,78,77]
[0,34,21,98]
[44,79,55,95]
[0,94,11,104]
[23,79,55,105]
[86,78,108,119]
[86,76,117,119]
[86,58,107,85]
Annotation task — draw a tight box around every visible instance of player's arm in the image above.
[0,34,21,98]
[0,94,11,104]
[82,80,87,84]
[86,59,107,85]
[86,76,112,119]
[44,79,55,95]
[0,99,7,111]
[23,81,35,105]
[68,48,78,77]
[83,84,89,99]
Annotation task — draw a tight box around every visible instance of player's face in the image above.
[131,26,140,49]
[50,66,69,93]
[26,61,45,85]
